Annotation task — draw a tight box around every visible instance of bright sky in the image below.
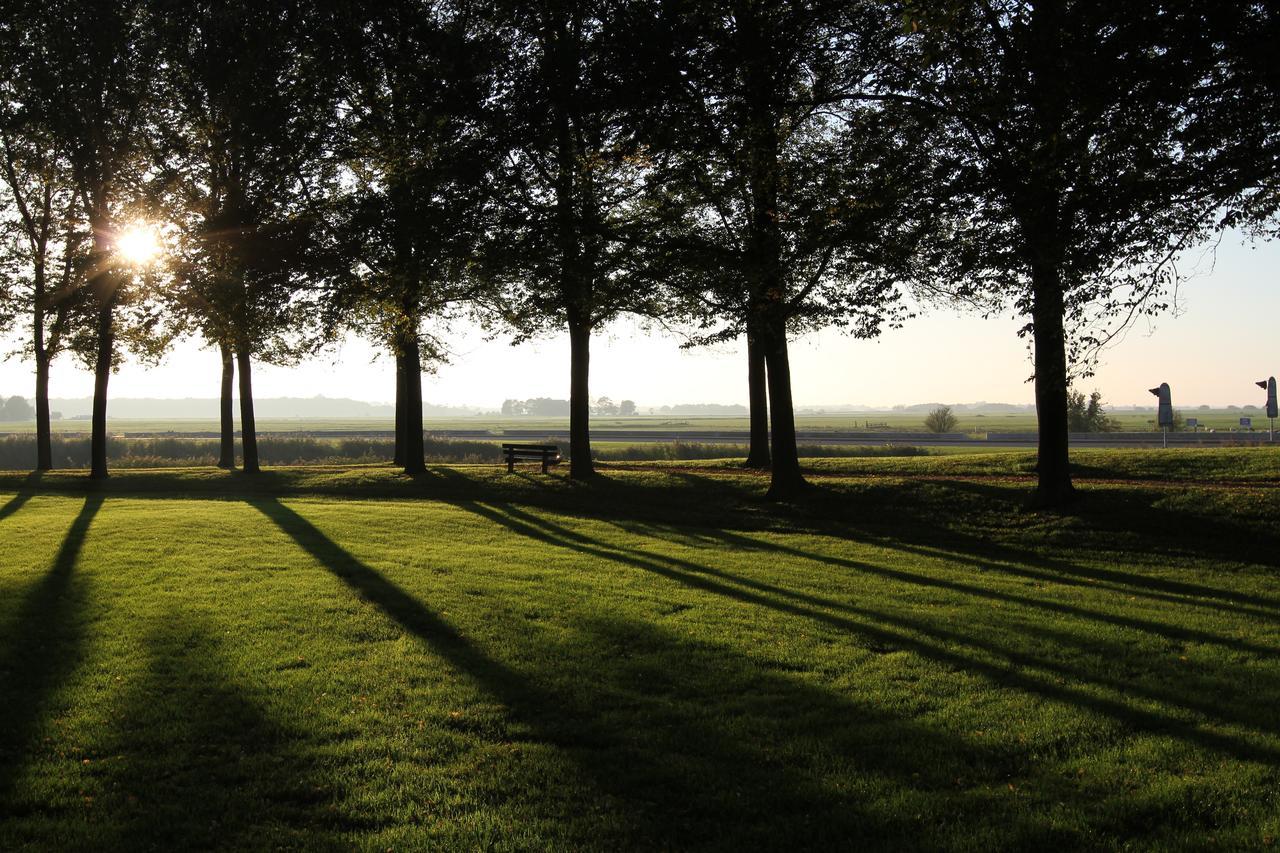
[1,230,1277,411]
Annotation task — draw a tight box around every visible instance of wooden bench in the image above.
[502,443,562,473]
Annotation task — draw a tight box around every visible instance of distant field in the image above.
[0,408,1273,436]
[2,451,1279,848]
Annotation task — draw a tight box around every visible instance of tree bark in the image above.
[218,343,236,469]
[568,319,594,479]
[236,348,260,474]
[401,336,425,475]
[86,206,115,480]
[1030,267,1074,506]
[760,314,806,499]
[745,328,770,469]
[393,348,406,468]
[89,297,114,480]
[35,350,52,471]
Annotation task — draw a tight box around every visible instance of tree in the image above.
[525,397,570,417]
[486,1,667,479]
[17,0,162,478]
[923,405,958,434]
[325,0,500,476]
[900,1,1275,506]
[0,395,36,421]
[154,0,336,474]
[619,399,636,416]
[1066,389,1119,433]
[0,105,94,469]
[645,0,924,497]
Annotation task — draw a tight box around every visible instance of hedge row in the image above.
[0,435,929,469]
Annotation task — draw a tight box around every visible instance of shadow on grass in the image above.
[920,477,1280,574]
[246,496,1054,848]
[0,493,102,801]
[602,472,1280,617]
[451,498,1280,763]
[84,620,327,850]
[693,525,1280,658]
[0,473,44,524]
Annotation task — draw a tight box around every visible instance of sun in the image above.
[116,223,162,266]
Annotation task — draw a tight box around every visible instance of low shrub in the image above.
[0,434,932,470]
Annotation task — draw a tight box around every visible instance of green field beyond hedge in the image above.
[0,406,1273,436]
[2,452,1279,849]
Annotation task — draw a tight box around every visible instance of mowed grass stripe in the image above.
[1,460,1279,849]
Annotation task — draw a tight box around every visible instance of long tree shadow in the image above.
[245,496,1066,848]
[0,493,102,803]
[688,526,1280,658]
[452,498,1280,762]
[0,473,44,525]
[892,479,1280,600]
[695,526,1280,735]
[604,473,1280,617]
[79,620,330,850]
[428,464,1280,620]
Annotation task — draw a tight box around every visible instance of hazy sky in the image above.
[2,230,1277,411]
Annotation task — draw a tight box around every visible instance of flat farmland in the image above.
[0,408,1271,437]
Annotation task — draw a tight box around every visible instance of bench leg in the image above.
[541,455,549,474]
[507,457,514,473]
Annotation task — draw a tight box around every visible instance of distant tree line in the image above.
[502,397,638,417]
[0,395,35,421]
[0,0,1276,503]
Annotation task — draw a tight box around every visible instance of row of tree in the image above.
[1,1,1277,504]
[501,397,637,417]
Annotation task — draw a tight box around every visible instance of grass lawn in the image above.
[1,452,1279,849]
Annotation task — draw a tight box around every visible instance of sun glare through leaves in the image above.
[116,222,162,266]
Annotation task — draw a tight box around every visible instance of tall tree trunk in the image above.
[32,259,53,471]
[735,6,795,494]
[35,349,52,472]
[1031,267,1074,505]
[89,297,114,480]
[393,348,406,468]
[745,328,770,469]
[236,348,260,474]
[760,313,805,499]
[546,13,592,480]
[86,208,115,480]
[34,295,53,470]
[218,342,236,469]
[568,319,594,479]
[401,336,425,476]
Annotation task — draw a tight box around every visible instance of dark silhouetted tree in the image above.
[0,111,94,469]
[644,0,924,497]
[325,0,500,475]
[154,0,337,474]
[900,1,1278,506]
[486,1,666,479]
[17,0,163,478]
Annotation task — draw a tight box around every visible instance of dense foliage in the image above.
[0,0,1275,504]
